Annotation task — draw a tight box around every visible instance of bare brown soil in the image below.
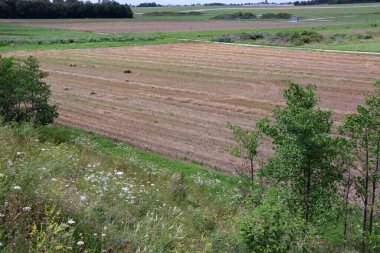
[2,19,344,33]
[9,43,380,173]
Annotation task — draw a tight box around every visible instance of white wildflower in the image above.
[22,206,31,212]
[80,195,87,201]
[41,148,46,151]
[121,187,129,192]
[115,171,123,176]
[12,185,21,190]
[77,240,84,246]
[0,242,2,247]
[7,160,13,166]
[0,213,4,217]
[67,219,75,225]
[16,152,23,157]
[51,178,57,181]
[0,173,4,178]
[101,233,106,237]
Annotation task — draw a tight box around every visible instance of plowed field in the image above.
[10,43,380,172]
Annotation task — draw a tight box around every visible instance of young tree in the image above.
[226,122,260,182]
[0,56,58,126]
[340,81,380,253]
[257,83,342,223]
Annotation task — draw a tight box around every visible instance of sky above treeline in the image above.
[91,1,288,6]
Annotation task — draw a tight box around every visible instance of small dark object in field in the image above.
[124,70,132,73]
[69,63,76,67]
[90,92,96,95]
[63,87,70,91]
[125,80,129,83]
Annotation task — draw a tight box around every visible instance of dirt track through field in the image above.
[2,19,344,33]
[10,43,380,173]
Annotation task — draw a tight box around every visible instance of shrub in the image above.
[274,31,324,45]
[240,186,316,253]
[0,56,58,126]
[211,12,257,20]
[239,32,265,40]
[262,13,292,19]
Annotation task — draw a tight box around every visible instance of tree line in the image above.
[0,0,133,19]
[295,0,380,6]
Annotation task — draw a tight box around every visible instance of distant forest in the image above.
[294,0,380,5]
[0,0,133,19]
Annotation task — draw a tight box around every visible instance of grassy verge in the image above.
[38,124,236,184]
[1,23,380,53]
[1,122,377,252]
[0,123,247,252]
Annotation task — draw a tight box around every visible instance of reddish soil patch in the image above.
[9,43,380,173]
[2,19,344,33]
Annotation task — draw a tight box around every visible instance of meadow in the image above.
[1,22,380,53]
[0,123,248,252]
[132,3,380,22]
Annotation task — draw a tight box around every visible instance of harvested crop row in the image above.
[9,43,380,172]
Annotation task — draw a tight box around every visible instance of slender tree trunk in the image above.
[305,166,312,223]
[369,141,379,234]
[362,143,370,253]
[250,158,254,182]
[344,167,352,238]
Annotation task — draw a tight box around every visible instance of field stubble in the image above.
[9,43,380,172]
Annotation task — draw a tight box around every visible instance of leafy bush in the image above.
[240,186,316,253]
[262,13,292,19]
[0,56,58,125]
[274,31,324,45]
[211,12,257,20]
[239,32,266,40]
[214,36,234,43]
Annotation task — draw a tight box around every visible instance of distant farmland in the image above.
[2,19,343,33]
[10,43,380,172]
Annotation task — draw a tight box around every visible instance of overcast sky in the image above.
[99,1,287,6]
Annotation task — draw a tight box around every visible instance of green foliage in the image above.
[0,56,58,125]
[0,123,246,252]
[274,31,325,45]
[0,0,133,19]
[261,13,292,19]
[29,205,76,252]
[339,81,380,252]
[240,185,317,253]
[226,122,260,181]
[211,12,257,20]
[257,83,342,222]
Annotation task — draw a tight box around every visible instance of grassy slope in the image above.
[0,123,247,252]
[0,122,375,252]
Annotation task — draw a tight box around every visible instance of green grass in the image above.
[38,124,235,184]
[0,123,248,252]
[1,122,377,252]
[1,22,380,53]
[132,3,380,22]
